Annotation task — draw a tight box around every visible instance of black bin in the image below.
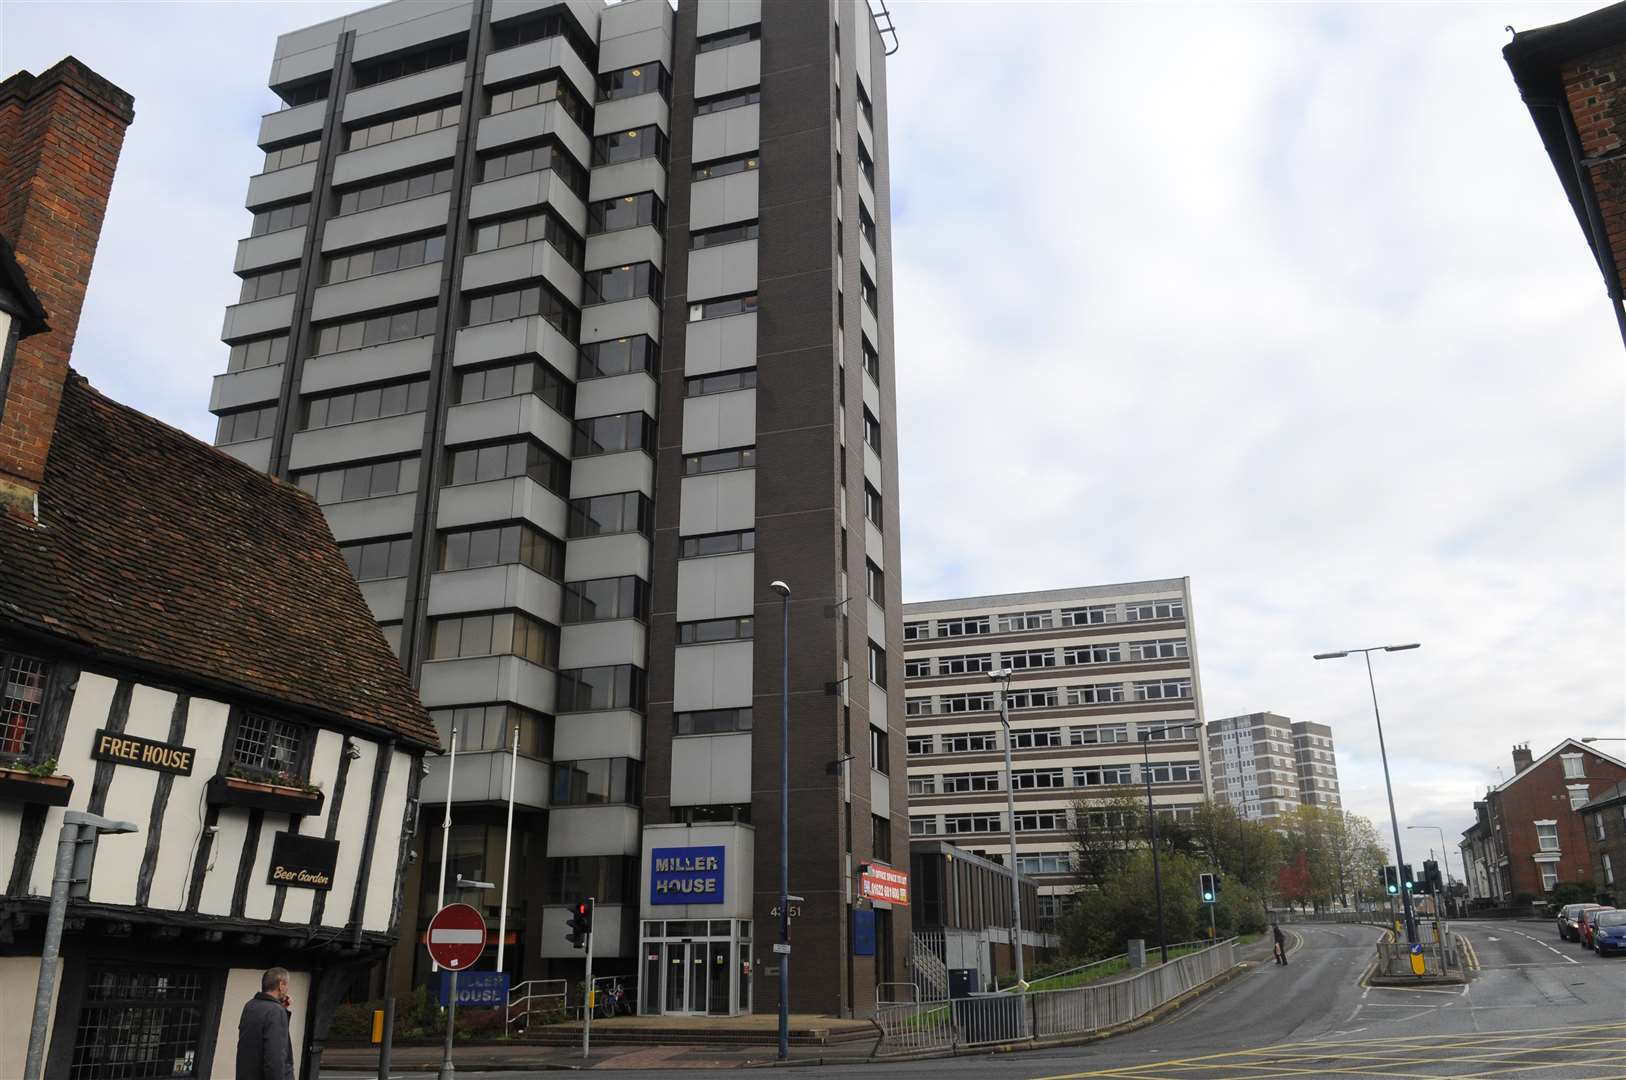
[948,967,978,999]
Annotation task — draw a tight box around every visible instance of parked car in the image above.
[1577,906,1615,949]
[1593,910,1626,956]
[1558,903,1605,941]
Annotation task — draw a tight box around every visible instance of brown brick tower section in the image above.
[1563,41,1626,297]
[0,58,134,515]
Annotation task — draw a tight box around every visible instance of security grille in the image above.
[70,966,205,1079]
[231,713,306,779]
[1,655,46,757]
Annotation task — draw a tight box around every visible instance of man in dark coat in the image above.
[1272,924,1288,965]
[236,967,294,1080]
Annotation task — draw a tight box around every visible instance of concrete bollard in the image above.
[1127,940,1147,969]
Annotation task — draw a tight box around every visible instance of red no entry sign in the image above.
[426,903,486,970]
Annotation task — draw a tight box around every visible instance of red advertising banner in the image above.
[858,863,910,906]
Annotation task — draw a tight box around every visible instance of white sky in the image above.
[5,0,1623,871]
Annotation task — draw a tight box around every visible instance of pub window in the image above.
[70,965,206,1080]
[229,712,309,782]
[0,652,49,760]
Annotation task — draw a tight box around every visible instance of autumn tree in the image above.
[1276,850,1314,909]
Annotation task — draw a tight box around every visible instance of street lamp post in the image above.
[769,579,791,1061]
[987,668,1025,985]
[1138,731,1169,964]
[1408,825,1457,917]
[1314,642,1420,944]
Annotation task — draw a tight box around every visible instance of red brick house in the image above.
[1460,741,1626,903]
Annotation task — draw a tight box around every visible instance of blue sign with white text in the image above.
[437,971,509,1007]
[852,908,876,956]
[650,845,726,905]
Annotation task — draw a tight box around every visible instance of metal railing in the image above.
[1374,934,1460,977]
[876,939,1235,1055]
[507,978,566,1035]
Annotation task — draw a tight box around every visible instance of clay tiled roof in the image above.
[0,372,436,748]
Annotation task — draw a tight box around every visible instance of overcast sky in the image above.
[6,1,1623,869]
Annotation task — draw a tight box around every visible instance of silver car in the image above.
[1558,902,1604,941]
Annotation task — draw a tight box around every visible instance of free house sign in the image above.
[650,845,725,904]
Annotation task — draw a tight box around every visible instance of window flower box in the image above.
[207,773,324,816]
[0,764,73,807]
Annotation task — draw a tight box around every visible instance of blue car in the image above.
[1593,910,1626,956]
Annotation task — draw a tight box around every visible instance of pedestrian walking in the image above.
[1272,924,1288,966]
[236,967,295,1080]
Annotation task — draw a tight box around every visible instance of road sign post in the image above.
[582,897,595,1061]
[426,903,487,1080]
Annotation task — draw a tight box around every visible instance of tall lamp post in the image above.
[1138,731,1169,964]
[986,668,1026,985]
[1314,642,1420,944]
[769,579,791,1061]
[1408,825,1458,917]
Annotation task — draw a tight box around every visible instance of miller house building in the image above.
[1,58,435,1080]
[209,0,907,1016]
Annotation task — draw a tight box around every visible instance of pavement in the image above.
[328,921,1626,1078]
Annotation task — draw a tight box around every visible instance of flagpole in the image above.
[433,722,458,973]
[496,723,519,973]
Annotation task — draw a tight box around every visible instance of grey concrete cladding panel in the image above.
[476,102,591,172]
[343,61,466,125]
[545,804,640,858]
[864,518,884,572]
[683,312,756,376]
[302,335,435,394]
[554,709,643,763]
[588,158,668,203]
[418,653,557,713]
[858,230,877,280]
[598,28,673,75]
[688,171,757,230]
[350,3,473,65]
[219,438,272,473]
[669,733,751,806]
[332,126,458,188]
[584,226,664,273]
[453,315,577,376]
[269,42,337,90]
[483,34,598,105]
[868,681,887,738]
[246,161,319,210]
[677,469,754,535]
[210,363,285,412]
[324,192,455,254]
[563,533,651,582]
[870,767,889,818]
[866,597,885,649]
[310,261,443,323]
[673,640,752,711]
[436,475,570,539]
[289,412,427,472]
[600,0,672,42]
[686,239,757,302]
[322,491,417,543]
[444,395,574,459]
[675,552,754,622]
[221,293,296,342]
[426,564,563,625]
[592,94,669,139]
[234,227,307,274]
[425,750,551,811]
[690,104,759,164]
[680,388,756,454]
[360,577,408,623]
[581,297,661,345]
[461,240,584,305]
[569,451,655,500]
[693,41,761,100]
[470,170,588,237]
[541,901,631,959]
[257,100,327,148]
[695,0,762,37]
[559,619,647,670]
[575,372,659,420]
[862,443,881,489]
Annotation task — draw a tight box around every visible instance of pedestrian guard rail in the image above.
[875,938,1235,1055]
[1374,935,1460,977]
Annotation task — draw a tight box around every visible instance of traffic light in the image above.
[566,899,593,949]
[1199,872,1216,904]
[1401,863,1415,893]
[1383,865,1399,896]
[1423,860,1443,895]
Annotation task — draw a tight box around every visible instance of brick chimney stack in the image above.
[0,57,134,517]
[1512,743,1534,774]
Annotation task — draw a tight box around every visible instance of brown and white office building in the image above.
[902,580,1210,933]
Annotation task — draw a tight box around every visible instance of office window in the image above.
[430,704,553,759]
[0,653,49,760]
[1125,598,1185,621]
[677,616,753,644]
[294,457,420,505]
[598,63,671,102]
[675,708,751,735]
[556,665,646,713]
[1133,678,1191,701]
[274,78,328,108]
[587,191,664,236]
[579,335,659,379]
[871,814,892,861]
[551,758,640,805]
[346,101,461,151]
[583,262,661,306]
[561,576,647,624]
[865,560,884,604]
[456,359,573,414]
[238,266,300,304]
[856,142,875,185]
[859,267,878,312]
[568,492,653,538]
[695,87,760,115]
[487,76,590,129]
[352,38,467,88]
[1002,649,1055,671]
[1061,605,1118,626]
[1064,643,1121,666]
[1015,810,1066,833]
[680,529,755,558]
[1075,764,1134,787]
[906,735,933,756]
[1129,638,1189,661]
[538,854,637,904]
[312,305,437,355]
[592,125,668,166]
[464,280,579,338]
[998,611,1052,633]
[698,25,760,52]
[868,641,887,688]
[573,411,655,456]
[863,483,883,526]
[869,726,889,774]
[937,616,989,638]
[1139,721,1193,742]
[478,138,588,197]
[858,203,876,249]
[689,293,757,321]
[215,405,278,445]
[692,153,758,180]
[302,380,428,430]
[324,235,445,286]
[940,692,995,714]
[942,813,1001,835]
[903,621,928,640]
[445,439,569,495]
[941,772,1001,793]
[685,368,757,397]
[684,446,755,474]
[861,339,881,385]
[1017,853,1071,876]
[470,209,583,264]
[942,731,998,753]
[429,611,560,667]
[336,167,452,216]
[690,221,758,250]
[904,658,930,679]
[862,408,882,455]
[1535,822,1559,852]
[904,697,931,717]
[226,334,289,373]
[249,200,310,237]
[339,537,412,582]
[1145,761,1202,784]
[1010,727,1064,750]
[231,713,309,780]
[1005,688,1059,710]
[438,522,564,580]
[908,776,936,796]
[491,8,593,55]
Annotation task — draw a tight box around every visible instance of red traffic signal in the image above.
[566,898,594,949]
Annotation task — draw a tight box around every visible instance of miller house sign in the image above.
[650,845,725,904]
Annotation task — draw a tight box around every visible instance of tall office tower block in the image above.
[902,580,1209,936]
[1207,711,1302,821]
[208,0,905,1017]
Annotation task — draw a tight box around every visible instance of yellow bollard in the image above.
[370,1009,384,1045]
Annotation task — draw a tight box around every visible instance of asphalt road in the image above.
[373,922,1626,1079]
